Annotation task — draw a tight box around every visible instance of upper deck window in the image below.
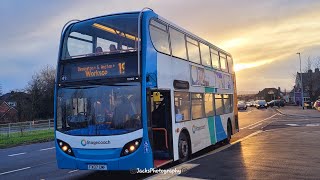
[186,37,201,64]
[61,13,139,60]
[149,20,170,54]
[220,53,227,71]
[211,48,220,69]
[169,27,187,60]
[200,43,211,67]
[227,56,233,73]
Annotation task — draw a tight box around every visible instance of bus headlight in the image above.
[120,138,142,157]
[57,139,75,157]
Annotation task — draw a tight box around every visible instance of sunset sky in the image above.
[1,0,320,94]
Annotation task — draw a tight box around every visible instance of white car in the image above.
[313,100,320,110]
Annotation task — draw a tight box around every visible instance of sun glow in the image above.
[234,59,274,72]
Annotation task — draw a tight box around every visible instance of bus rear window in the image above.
[61,13,139,60]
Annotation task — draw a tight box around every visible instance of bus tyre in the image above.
[178,132,189,163]
[226,122,232,144]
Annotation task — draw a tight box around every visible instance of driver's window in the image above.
[72,98,87,115]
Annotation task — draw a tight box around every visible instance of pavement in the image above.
[275,105,320,118]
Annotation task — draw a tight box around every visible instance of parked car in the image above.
[313,100,320,110]
[255,100,268,109]
[267,100,285,107]
[246,102,253,107]
[304,101,313,109]
[237,101,247,110]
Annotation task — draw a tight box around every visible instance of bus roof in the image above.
[63,9,232,57]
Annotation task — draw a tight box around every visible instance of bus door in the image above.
[149,90,173,165]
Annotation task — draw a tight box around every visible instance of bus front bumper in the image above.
[56,142,153,171]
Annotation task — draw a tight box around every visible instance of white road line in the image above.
[246,110,254,114]
[40,147,55,151]
[8,152,26,157]
[0,167,31,176]
[231,130,262,145]
[240,113,279,130]
[68,170,79,173]
[148,130,263,180]
[286,124,299,126]
[249,123,262,129]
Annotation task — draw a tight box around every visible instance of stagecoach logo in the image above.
[81,139,87,146]
[81,139,111,146]
[192,125,206,134]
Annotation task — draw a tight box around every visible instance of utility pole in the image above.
[0,83,2,96]
[297,52,304,110]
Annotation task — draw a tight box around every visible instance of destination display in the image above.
[62,58,138,81]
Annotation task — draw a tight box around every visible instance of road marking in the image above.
[306,123,320,127]
[240,113,279,130]
[0,167,31,176]
[246,110,254,114]
[249,123,262,129]
[231,130,262,144]
[8,152,26,157]
[68,170,79,173]
[148,130,263,179]
[286,124,299,126]
[40,147,55,151]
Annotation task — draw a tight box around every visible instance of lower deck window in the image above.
[191,93,205,119]
[174,92,191,122]
[215,94,224,115]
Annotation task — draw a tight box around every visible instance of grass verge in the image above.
[0,129,54,149]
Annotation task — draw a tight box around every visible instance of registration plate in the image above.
[88,164,107,170]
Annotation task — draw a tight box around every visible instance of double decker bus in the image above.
[55,8,239,171]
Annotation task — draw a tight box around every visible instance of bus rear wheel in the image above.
[225,122,232,144]
[178,132,190,163]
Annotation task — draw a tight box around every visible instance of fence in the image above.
[0,119,58,137]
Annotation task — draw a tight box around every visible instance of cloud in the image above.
[1,0,320,93]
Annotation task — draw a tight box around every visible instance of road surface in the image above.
[3,107,315,179]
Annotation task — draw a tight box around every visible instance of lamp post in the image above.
[297,52,304,110]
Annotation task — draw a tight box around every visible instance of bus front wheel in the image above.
[178,132,190,163]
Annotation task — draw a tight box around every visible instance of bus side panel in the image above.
[215,115,228,142]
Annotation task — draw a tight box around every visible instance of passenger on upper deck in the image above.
[95,46,103,54]
[109,44,117,53]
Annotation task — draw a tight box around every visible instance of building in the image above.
[0,101,18,124]
[0,91,32,123]
[294,68,320,105]
[255,87,283,102]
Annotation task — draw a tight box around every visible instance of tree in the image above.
[26,65,56,120]
[294,56,320,102]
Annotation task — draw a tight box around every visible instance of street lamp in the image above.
[296,52,304,110]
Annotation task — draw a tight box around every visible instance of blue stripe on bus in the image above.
[141,10,158,168]
[215,116,227,142]
[144,15,158,88]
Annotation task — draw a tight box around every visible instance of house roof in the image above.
[256,88,280,96]
[0,101,18,120]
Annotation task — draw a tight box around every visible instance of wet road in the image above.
[0,107,295,180]
[150,107,320,179]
